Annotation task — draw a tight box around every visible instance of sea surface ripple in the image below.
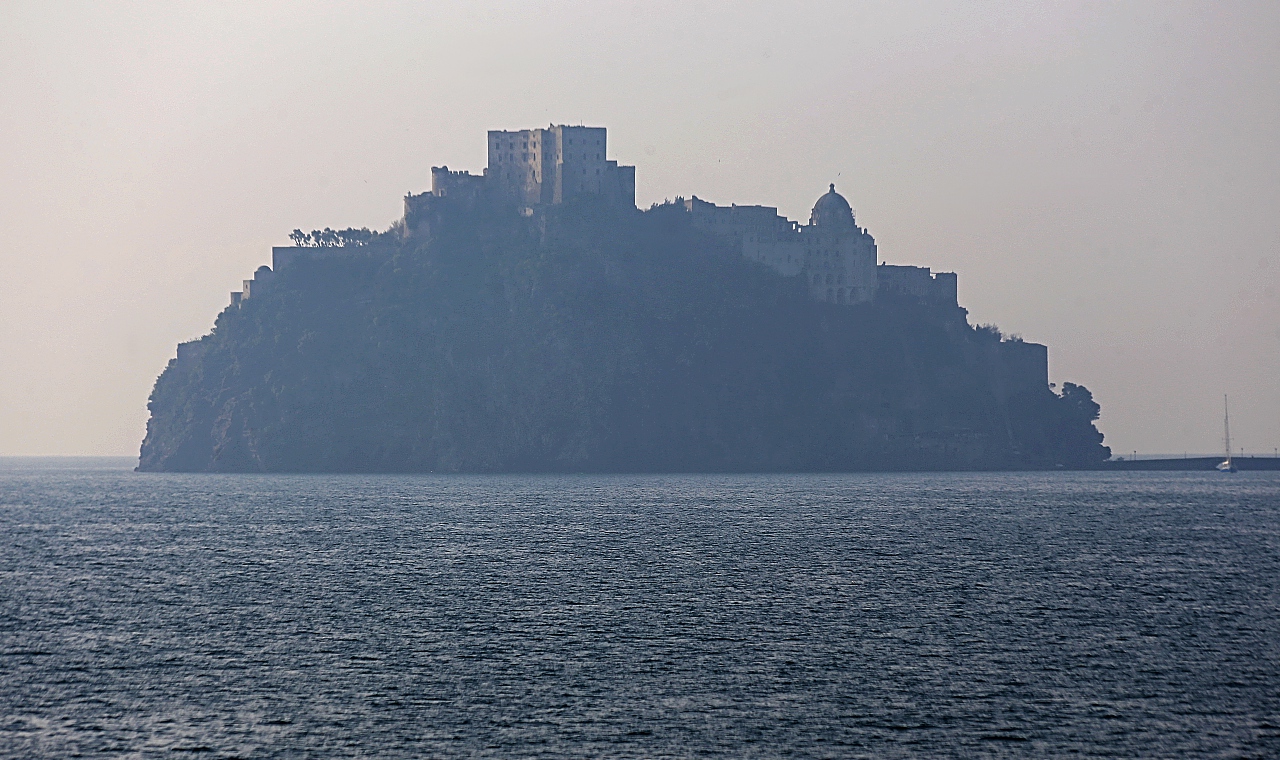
[2,459,1278,758]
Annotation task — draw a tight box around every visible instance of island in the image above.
[138,125,1109,472]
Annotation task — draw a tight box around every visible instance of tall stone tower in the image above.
[486,125,635,208]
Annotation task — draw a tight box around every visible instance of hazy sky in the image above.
[2,1,1277,457]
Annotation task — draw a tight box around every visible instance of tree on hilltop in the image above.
[293,227,373,247]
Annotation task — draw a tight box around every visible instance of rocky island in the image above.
[138,125,1109,472]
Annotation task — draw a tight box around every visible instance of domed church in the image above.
[684,183,907,305]
[801,184,878,303]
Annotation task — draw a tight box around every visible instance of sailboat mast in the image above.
[1224,394,1232,462]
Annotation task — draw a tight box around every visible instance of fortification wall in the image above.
[175,340,206,364]
[998,340,1049,394]
[271,246,361,272]
[877,264,958,307]
[430,166,485,204]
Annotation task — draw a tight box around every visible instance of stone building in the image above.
[400,125,636,237]
[802,185,879,304]
[877,265,958,306]
[686,183,953,307]
[683,197,806,277]
[486,125,635,208]
[228,265,275,307]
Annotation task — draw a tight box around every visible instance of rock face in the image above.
[138,201,1109,472]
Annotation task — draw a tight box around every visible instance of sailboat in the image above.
[1216,394,1238,473]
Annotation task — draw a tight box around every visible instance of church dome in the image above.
[809,184,855,230]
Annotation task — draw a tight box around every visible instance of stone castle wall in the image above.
[877,265,958,306]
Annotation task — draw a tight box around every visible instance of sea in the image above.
[1,458,1278,758]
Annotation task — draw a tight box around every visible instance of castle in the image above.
[203,124,1049,401]
[257,125,956,311]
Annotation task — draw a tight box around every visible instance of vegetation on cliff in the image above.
[139,200,1109,472]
